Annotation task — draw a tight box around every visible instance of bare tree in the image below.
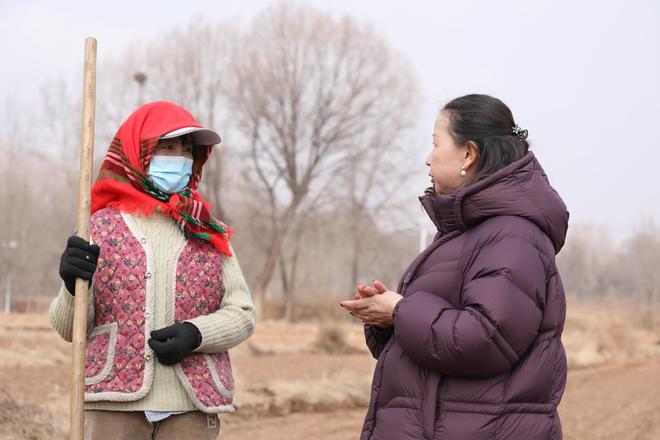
[225,2,419,312]
[96,46,149,143]
[620,220,660,306]
[276,187,333,320]
[341,133,420,291]
[557,223,615,296]
[0,91,78,306]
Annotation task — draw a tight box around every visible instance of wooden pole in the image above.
[69,37,97,440]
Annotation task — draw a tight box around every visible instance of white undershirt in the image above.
[144,410,186,423]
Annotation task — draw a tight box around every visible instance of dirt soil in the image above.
[221,362,660,440]
[1,313,659,439]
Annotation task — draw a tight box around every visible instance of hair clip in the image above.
[512,124,528,140]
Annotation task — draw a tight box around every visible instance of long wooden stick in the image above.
[70,37,97,440]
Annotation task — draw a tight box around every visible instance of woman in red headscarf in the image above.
[49,101,256,439]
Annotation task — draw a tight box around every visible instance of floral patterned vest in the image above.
[83,207,235,413]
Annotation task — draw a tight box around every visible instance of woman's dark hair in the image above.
[442,94,529,181]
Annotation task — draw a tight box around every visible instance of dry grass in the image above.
[314,323,365,355]
[0,388,64,440]
[240,320,367,357]
[234,371,372,418]
[564,295,660,368]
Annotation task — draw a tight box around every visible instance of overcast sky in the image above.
[2,0,659,239]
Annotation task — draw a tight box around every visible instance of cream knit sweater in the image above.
[49,212,256,412]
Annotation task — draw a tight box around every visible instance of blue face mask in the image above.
[148,155,193,194]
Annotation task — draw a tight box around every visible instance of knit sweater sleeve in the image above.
[48,283,95,342]
[185,246,256,353]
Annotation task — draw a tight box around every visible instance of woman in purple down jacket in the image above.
[341,94,569,440]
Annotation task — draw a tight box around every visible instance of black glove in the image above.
[58,236,100,295]
[148,322,202,365]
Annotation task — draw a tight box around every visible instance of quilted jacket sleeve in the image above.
[48,283,95,342]
[364,324,394,359]
[185,246,256,353]
[393,234,546,377]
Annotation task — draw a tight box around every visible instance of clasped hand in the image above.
[340,280,403,328]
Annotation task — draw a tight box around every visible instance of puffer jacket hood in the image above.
[420,152,569,253]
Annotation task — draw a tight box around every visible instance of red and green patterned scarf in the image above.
[91,101,232,256]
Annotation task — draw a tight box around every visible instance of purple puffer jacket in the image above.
[361,152,569,440]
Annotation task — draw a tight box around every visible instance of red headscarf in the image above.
[91,101,232,256]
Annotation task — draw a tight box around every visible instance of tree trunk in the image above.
[350,231,361,290]
[283,234,302,321]
[252,200,299,317]
[252,229,282,318]
[279,247,291,320]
